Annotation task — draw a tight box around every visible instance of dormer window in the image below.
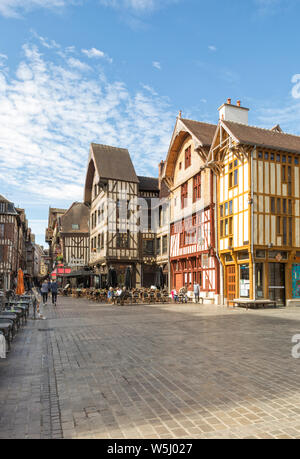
[72,224,79,230]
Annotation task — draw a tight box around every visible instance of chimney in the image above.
[158,160,165,180]
[218,98,249,125]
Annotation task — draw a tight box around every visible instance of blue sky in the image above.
[0,0,300,244]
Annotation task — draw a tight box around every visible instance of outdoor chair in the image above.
[0,320,13,351]
[155,292,162,303]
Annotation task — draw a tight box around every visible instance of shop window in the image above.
[240,264,250,298]
[256,263,264,298]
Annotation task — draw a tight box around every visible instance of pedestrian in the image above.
[41,280,49,305]
[107,287,114,304]
[179,285,188,303]
[193,282,200,303]
[47,278,51,293]
[171,288,178,303]
[32,287,46,320]
[50,279,58,306]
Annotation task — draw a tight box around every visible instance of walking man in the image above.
[50,279,58,306]
[193,282,200,303]
[41,279,49,305]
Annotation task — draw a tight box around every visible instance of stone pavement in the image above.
[1,297,300,439]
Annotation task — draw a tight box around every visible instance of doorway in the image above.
[226,265,236,304]
[269,263,285,306]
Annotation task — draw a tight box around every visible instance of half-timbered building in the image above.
[0,194,19,290]
[208,99,300,306]
[84,143,141,287]
[163,115,220,302]
[59,202,90,269]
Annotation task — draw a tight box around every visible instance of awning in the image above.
[63,269,92,278]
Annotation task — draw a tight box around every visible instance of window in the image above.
[220,201,233,239]
[143,239,154,255]
[185,146,191,169]
[72,224,79,230]
[0,223,4,238]
[181,183,188,208]
[162,236,168,254]
[193,173,201,202]
[271,197,276,214]
[116,230,130,249]
[156,237,161,255]
[229,159,238,188]
[276,216,281,235]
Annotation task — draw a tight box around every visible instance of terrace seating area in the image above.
[0,291,32,358]
[60,287,173,305]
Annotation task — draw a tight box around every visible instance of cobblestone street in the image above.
[1,298,300,439]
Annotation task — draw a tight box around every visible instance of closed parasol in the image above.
[15,268,25,295]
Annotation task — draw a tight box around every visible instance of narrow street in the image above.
[1,298,300,439]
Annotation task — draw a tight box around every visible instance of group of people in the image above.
[171,282,201,303]
[107,286,128,304]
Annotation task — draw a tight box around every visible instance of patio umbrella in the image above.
[125,267,132,290]
[155,266,164,290]
[15,268,25,295]
[108,268,118,288]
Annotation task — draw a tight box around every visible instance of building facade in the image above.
[163,116,220,302]
[208,99,300,306]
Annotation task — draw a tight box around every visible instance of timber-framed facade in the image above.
[163,115,220,302]
[208,99,300,306]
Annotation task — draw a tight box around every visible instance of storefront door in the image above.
[269,263,285,306]
[292,264,300,299]
[226,265,236,304]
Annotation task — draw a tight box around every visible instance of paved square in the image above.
[1,298,300,439]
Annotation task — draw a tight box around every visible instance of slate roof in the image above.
[60,202,90,234]
[138,176,159,192]
[91,143,139,183]
[223,120,300,154]
[180,119,217,147]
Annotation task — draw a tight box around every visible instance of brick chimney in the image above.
[218,98,249,125]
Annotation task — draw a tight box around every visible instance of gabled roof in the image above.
[138,176,159,192]
[180,119,217,147]
[163,117,217,182]
[91,143,139,183]
[0,194,9,203]
[222,120,300,154]
[60,202,90,234]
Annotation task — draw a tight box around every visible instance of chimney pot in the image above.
[178,110,182,119]
[237,100,241,107]
[227,98,231,105]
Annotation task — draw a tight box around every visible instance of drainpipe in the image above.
[214,170,224,305]
[250,146,256,300]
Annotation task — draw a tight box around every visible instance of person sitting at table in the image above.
[107,287,114,304]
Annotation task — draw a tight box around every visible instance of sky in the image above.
[1,0,300,244]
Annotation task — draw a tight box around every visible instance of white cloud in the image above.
[0,0,77,18]
[152,61,161,70]
[208,45,217,52]
[82,47,112,63]
[99,0,179,14]
[0,39,174,204]
[68,57,91,72]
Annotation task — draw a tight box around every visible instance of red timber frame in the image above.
[170,171,220,294]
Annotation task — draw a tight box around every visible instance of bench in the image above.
[232,299,277,310]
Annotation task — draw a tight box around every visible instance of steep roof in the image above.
[180,119,217,147]
[60,202,90,234]
[0,194,9,203]
[223,120,300,154]
[91,143,139,183]
[138,176,159,192]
